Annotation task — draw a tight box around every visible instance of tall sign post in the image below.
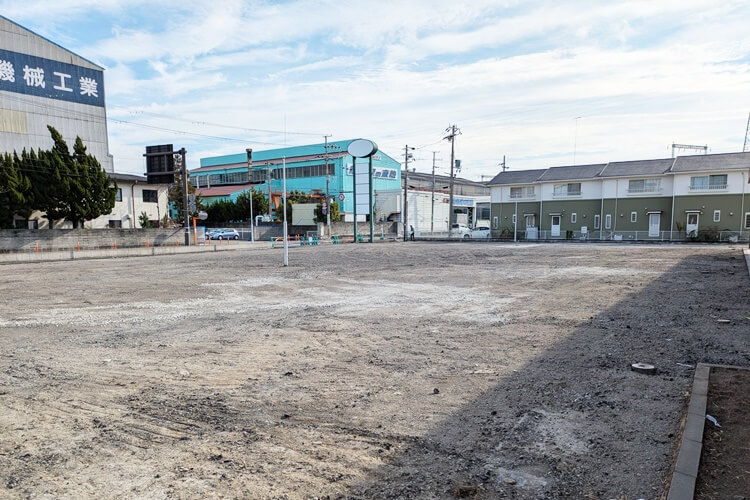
[347,139,378,243]
[145,144,190,246]
[282,157,288,266]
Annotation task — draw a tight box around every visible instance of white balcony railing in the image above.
[626,188,663,195]
[551,191,582,198]
[689,184,727,191]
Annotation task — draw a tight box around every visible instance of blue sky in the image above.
[2,0,750,178]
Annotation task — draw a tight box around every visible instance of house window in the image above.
[713,210,720,222]
[115,188,122,202]
[630,212,637,223]
[571,213,577,223]
[553,182,581,197]
[510,186,535,199]
[142,189,158,203]
[628,178,661,193]
[605,214,612,229]
[108,220,122,228]
[594,214,601,229]
[690,174,727,190]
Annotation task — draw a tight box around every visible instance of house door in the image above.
[648,213,660,237]
[550,215,561,237]
[686,213,699,236]
[525,214,536,228]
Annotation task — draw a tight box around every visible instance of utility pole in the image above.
[266,161,272,220]
[246,148,254,242]
[180,148,189,246]
[444,124,461,234]
[501,155,508,172]
[403,145,414,241]
[430,151,442,234]
[743,112,750,152]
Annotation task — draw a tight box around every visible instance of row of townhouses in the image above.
[488,152,750,242]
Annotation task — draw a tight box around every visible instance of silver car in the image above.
[208,228,240,240]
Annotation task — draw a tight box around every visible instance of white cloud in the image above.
[4,0,749,179]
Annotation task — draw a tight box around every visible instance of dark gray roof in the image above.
[487,169,546,185]
[537,163,606,181]
[405,170,487,188]
[110,172,147,182]
[598,158,674,178]
[671,152,750,173]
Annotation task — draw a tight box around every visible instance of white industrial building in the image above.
[1,15,172,230]
[0,15,113,173]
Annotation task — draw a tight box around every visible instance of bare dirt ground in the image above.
[0,242,748,499]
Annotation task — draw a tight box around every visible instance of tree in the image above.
[0,153,33,228]
[280,190,310,222]
[314,200,341,224]
[235,189,268,222]
[67,136,117,228]
[168,156,202,222]
[138,211,152,228]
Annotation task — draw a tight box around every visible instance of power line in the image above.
[121,109,324,137]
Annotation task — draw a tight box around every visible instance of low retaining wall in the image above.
[0,228,188,252]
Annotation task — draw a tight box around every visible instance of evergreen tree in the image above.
[71,137,117,228]
[168,169,201,222]
[0,153,32,228]
[235,189,268,222]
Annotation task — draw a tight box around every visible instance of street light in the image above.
[246,148,254,243]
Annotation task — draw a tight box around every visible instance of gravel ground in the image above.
[0,242,748,499]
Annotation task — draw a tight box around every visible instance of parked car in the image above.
[208,228,240,240]
[471,226,491,239]
[450,223,471,239]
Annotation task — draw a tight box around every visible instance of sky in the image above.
[2,0,750,179]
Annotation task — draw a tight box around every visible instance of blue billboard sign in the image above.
[0,49,105,107]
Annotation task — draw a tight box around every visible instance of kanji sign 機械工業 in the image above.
[0,49,105,107]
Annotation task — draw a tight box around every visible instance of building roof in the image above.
[487,169,546,185]
[537,163,606,181]
[110,172,147,183]
[488,152,750,189]
[0,15,104,70]
[405,170,488,188]
[199,139,400,169]
[598,158,674,178]
[670,152,750,173]
[195,184,253,197]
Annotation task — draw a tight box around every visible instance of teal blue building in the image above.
[194,140,402,220]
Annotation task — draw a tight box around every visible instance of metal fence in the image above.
[509,229,750,243]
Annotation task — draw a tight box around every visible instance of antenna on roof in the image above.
[671,143,708,158]
[743,112,750,152]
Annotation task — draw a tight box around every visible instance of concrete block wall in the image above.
[0,228,187,252]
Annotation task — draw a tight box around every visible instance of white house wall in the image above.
[88,183,169,229]
[673,171,747,196]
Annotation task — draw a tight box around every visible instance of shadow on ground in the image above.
[347,252,749,498]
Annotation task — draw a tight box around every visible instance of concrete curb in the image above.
[0,244,239,264]
[667,363,750,499]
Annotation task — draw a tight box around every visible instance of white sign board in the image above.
[354,157,370,215]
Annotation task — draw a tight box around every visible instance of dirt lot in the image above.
[1,242,748,499]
